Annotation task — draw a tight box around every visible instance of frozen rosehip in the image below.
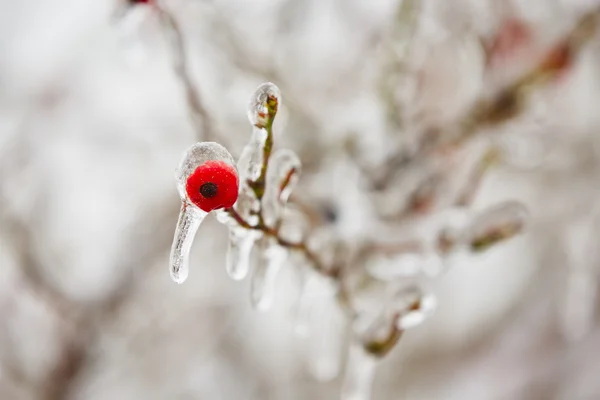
[170,142,239,284]
[175,142,239,212]
[185,160,239,212]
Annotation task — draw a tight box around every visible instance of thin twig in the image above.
[156,4,220,143]
[225,207,334,277]
[455,147,500,207]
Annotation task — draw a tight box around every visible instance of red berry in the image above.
[185,160,239,212]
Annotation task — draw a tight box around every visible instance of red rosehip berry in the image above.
[185,160,239,212]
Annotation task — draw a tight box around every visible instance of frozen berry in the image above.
[185,160,239,212]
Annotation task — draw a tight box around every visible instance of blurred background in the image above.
[2,0,600,399]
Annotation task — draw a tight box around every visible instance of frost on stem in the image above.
[169,142,238,283]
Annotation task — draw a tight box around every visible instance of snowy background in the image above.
[2,0,600,399]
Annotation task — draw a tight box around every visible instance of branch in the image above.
[455,147,500,207]
[371,6,600,191]
[226,206,334,278]
[155,3,220,143]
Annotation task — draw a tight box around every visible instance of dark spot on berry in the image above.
[200,182,218,198]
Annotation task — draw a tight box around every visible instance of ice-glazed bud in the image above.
[353,282,436,357]
[360,313,403,358]
[169,142,238,284]
[263,149,301,227]
[176,142,239,212]
[247,82,281,128]
[390,284,437,330]
[467,200,528,252]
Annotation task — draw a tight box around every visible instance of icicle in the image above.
[561,268,597,342]
[294,270,335,334]
[169,204,206,284]
[228,228,261,281]
[262,149,301,227]
[293,267,316,337]
[250,237,288,311]
[296,273,345,381]
[214,209,260,281]
[560,212,600,341]
[307,304,346,382]
[341,342,378,400]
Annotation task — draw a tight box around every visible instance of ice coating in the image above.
[250,237,287,311]
[391,284,437,330]
[226,228,260,280]
[169,203,206,284]
[237,127,268,183]
[175,142,237,202]
[169,142,237,284]
[262,149,301,227]
[340,342,378,400]
[247,82,281,128]
[466,200,528,251]
[215,209,262,280]
[351,281,436,354]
